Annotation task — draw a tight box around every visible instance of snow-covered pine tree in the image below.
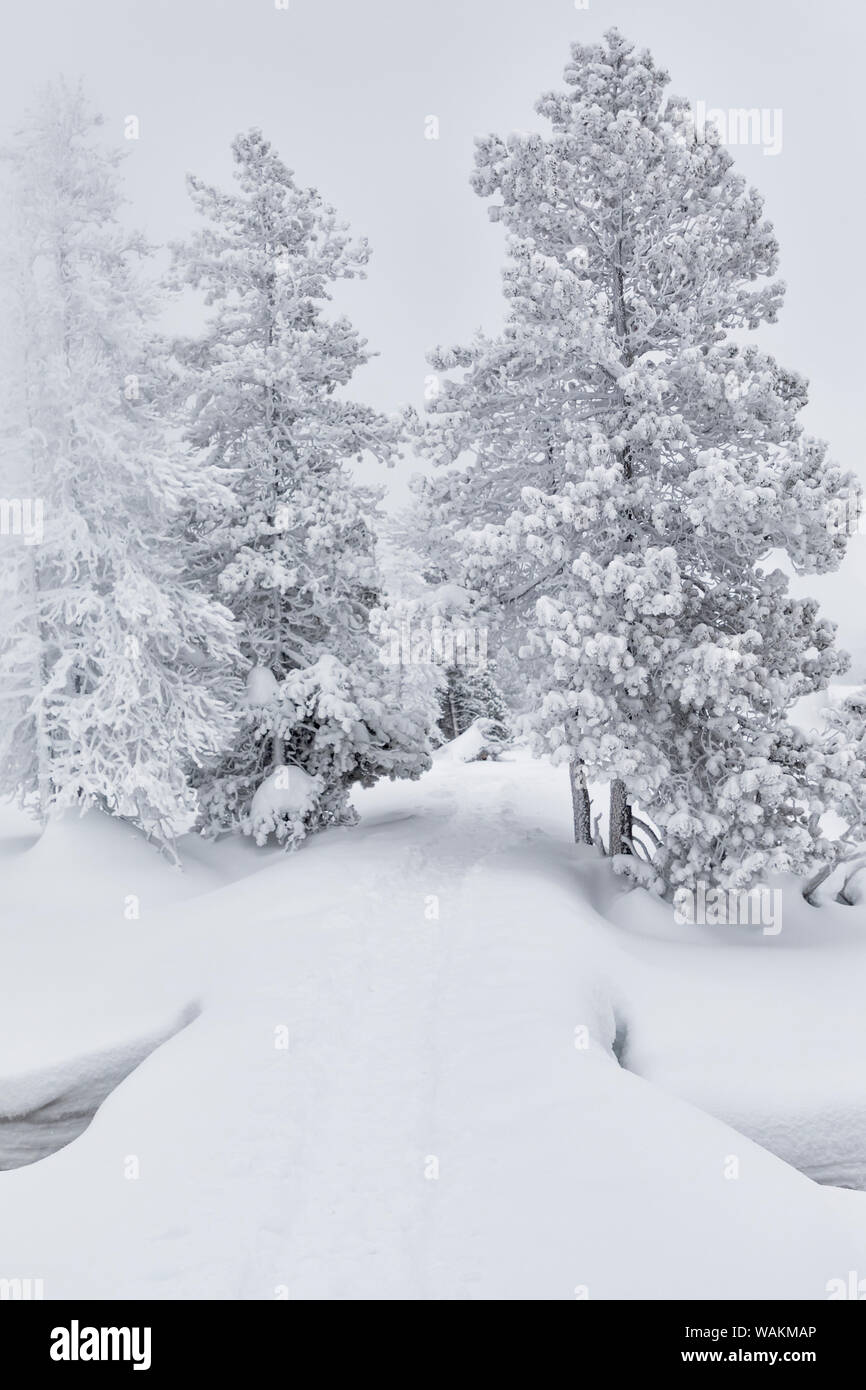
[0,82,241,850]
[438,664,509,746]
[414,30,858,890]
[824,688,866,841]
[173,130,430,846]
[799,688,866,904]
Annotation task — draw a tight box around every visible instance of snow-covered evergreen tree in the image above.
[0,82,241,850]
[173,130,430,845]
[438,664,509,747]
[825,689,866,831]
[414,30,858,889]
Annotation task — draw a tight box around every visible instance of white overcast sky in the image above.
[2,0,864,669]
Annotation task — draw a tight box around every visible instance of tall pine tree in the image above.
[0,82,241,850]
[414,31,858,890]
[174,131,430,845]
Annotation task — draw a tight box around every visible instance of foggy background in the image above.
[1,0,863,670]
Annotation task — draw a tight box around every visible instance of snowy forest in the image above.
[3,49,865,896]
[2,0,866,1313]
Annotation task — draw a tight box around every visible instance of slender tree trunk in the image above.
[264,257,286,775]
[447,688,460,741]
[609,199,634,854]
[21,315,50,824]
[269,347,288,774]
[569,758,592,845]
[608,779,632,856]
[622,798,633,854]
[26,549,50,823]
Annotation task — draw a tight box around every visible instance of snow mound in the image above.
[243,665,280,705]
[434,718,507,763]
[248,765,322,846]
[0,1003,199,1170]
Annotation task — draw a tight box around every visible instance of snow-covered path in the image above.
[2,759,866,1299]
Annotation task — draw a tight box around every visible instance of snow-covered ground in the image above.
[1,753,866,1299]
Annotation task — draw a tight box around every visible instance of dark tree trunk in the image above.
[609,779,632,856]
[569,759,592,846]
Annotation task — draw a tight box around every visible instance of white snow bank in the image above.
[434,717,506,763]
[1,760,866,1297]
[248,766,322,844]
[597,860,866,1191]
[0,1004,199,1171]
